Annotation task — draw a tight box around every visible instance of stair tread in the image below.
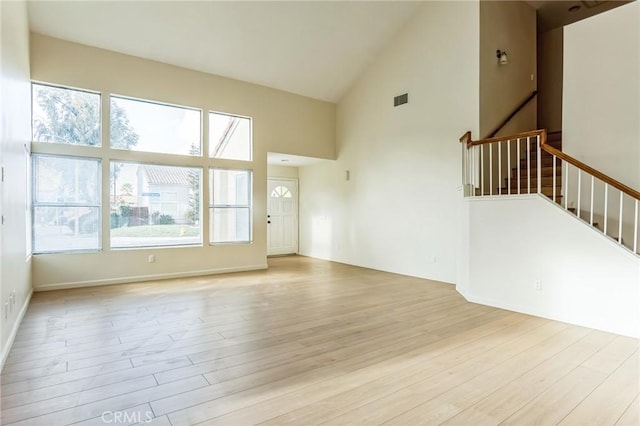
[511,166,562,177]
[520,158,559,166]
[507,176,560,183]
[497,187,563,196]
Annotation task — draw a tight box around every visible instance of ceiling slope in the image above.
[27,1,422,102]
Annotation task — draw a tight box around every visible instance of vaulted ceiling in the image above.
[27,1,631,104]
[27,1,422,103]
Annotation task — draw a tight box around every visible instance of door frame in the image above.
[267,177,299,256]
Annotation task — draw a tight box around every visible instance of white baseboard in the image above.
[456,287,639,339]
[34,264,269,292]
[1,289,33,372]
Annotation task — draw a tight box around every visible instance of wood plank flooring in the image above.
[1,255,638,425]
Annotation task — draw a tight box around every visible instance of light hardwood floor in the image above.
[1,255,638,425]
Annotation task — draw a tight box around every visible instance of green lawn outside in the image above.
[110,224,200,238]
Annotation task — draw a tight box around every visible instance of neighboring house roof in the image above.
[142,165,189,185]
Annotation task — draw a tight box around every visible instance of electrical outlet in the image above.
[535,280,542,291]
[148,254,155,263]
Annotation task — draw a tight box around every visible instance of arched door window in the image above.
[271,186,292,198]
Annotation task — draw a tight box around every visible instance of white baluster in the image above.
[480,145,484,196]
[517,138,521,195]
[468,145,472,196]
[527,137,531,194]
[498,142,502,195]
[536,135,541,194]
[552,155,556,202]
[462,142,466,195]
[604,184,608,236]
[577,170,582,219]
[634,199,638,253]
[564,162,569,210]
[471,145,478,196]
[619,192,623,244]
[472,145,475,191]
[590,176,594,226]
[507,139,511,195]
[489,143,493,196]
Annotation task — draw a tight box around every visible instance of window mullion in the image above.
[101,93,111,253]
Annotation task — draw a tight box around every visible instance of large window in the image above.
[32,82,254,254]
[111,96,201,156]
[210,168,252,243]
[32,155,101,253]
[110,162,202,248]
[32,83,101,146]
[209,112,252,161]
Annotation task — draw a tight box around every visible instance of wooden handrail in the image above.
[540,140,640,200]
[466,129,544,147]
[459,131,471,144]
[486,91,538,139]
[458,128,640,201]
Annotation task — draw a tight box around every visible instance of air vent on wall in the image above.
[394,93,408,107]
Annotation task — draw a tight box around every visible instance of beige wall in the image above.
[29,34,335,290]
[563,2,639,188]
[299,1,480,284]
[480,0,537,138]
[30,35,336,161]
[267,165,299,179]
[478,1,536,195]
[537,27,563,133]
[563,2,639,249]
[1,0,32,366]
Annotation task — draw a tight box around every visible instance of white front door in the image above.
[267,178,298,255]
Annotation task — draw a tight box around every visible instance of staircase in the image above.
[460,129,640,256]
[499,131,608,231]
[501,131,563,201]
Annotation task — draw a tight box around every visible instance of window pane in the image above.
[210,208,250,243]
[34,156,100,205]
[33,207,100,252]
[210,169,250,205]
[110,162,202,248]
[32,155,101,253]
[209,112,251,160]
[210,168,251,244]
[32,84,101,146]
[110,96,201,156]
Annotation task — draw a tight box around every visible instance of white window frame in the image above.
[209,167,253,244]
[30,81,255,254]
[31,82,102,147]
[208,110,253,161]
[32,153,102,254]
[109,94,203,156]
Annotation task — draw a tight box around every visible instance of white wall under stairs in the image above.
[457,194,639,338]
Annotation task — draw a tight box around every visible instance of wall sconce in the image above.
[496,50,509,65]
